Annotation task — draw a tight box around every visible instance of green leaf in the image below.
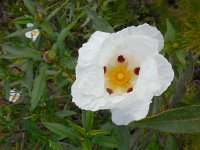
[43,122,80,140]
[1,44,42,60]
[164,19,176,42]
[114,125,130,150]
[56,110,77,118]
[129,105,200,134]
[146,134,160,150]
[40,21,53,34]
[55,13,83,56]
[5,25,38,38]
[58,57,77,70]
[5,79,10,100]
[45,0,68,21]
[26,59,33,96]
[82,110,94,132]
[84,6,114,33]
[23,0,36,16]
[15,15,34,24]
[88,130,110,136]
[31,63,48,110]
[67,119,85,135]
[92,135,118,148]
[170,52,194,105]
[164,135,178,150]
[49,141,66,150]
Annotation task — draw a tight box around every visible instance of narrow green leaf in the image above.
[4,25,38,38]
[43,122,80,140]
[26,59,33,96]
[40,21,53,34]
[15,15,34,24]
[45,0,68,21]
[164,135,178,150]
[146,134,160,150]
[114,125,130,150]
[5,79,10,100]
[55,13,83,56]
[67,119,85,135]
[23,0,36,15]
[58,57,77,70]
[56,13,83,43]
[1,44,42,60]
[129,105,200,134]
[170,52,194,105]
[56,110,77,118]
[84,6,114,33]
[31,63,48,110]
[92,135,118,148]
[88,130,109,136]
[49,141,66,150]
[82,110,94,132]
[164,19,176,42]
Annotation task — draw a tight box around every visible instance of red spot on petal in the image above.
[104,66,107,74]
[117,55,125,63]
[106,88,113,95]
[127,87,133,93]
[134,67,140,75]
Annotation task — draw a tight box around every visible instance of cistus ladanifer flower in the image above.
[71,23,174,125]
[25,23,40,41]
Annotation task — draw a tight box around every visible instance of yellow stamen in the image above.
[32,30,39,36]
[117,73,124,80]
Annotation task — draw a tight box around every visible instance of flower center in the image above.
[116,73,124,80]
[32,30,39,36]
[104,54,140,95]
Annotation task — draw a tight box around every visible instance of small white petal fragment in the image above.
[71,23,174,125]
[9,89,20,103]
[25,23,40,42]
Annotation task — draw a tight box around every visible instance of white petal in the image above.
[27,23,34,27]
[110,56,164,125]
[75,65,104,97]
[71,81,108,111]
[72,81,128,111]
[78,31,110,67]
[99,29,160,66]
[99,24,163,66]
[135,23,164,51]
[25,31,32,38]
[111,93,153,125]
[152,54,174,96]
[134,56,162,94]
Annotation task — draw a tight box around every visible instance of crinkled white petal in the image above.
[75,65,105,97]
[111,93,153,125]
[134,56,162,94]
[27,23,34,27]
[152,54,174,96]
[99,28,160,66]
[135,23,164,51]
[78,31,110,67]
[72,81,128,111]
[25,31,32,39]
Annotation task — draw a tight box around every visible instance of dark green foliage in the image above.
[0,0,199,149]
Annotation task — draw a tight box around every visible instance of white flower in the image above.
[71,23,174,125]
[9,89,20,103]
[25,23,40,41]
